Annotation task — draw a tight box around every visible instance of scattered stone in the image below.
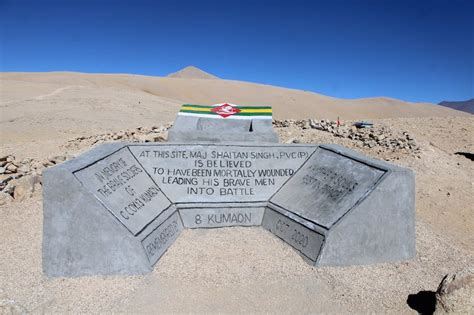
[435,268,474,314]
[274,119,420,155]
[301,119,311,129]
[42,160,53,167]
[137,134,166,143]
[3,184,15,196]
[17,165,30,173]
[0,123,175,200]
[64,123,172,149]
[12,175,41,202]
[49,155,67,164]
[6,164,17,173]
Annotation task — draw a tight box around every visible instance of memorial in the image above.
[167,103,279,143]
[43,103,415,277]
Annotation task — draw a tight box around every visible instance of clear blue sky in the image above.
[1,0,472,103]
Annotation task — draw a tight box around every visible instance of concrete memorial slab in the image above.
[42,143,181,276]
[264,144,415,266]
[42,103,415,277]
[74,146,172,235]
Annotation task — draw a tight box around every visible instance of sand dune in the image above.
[1,70,466,121]
[0,70,467,156]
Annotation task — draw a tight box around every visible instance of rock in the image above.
[49,156,67,164]
[435,268,474,314]
[12,175,41,202]
[302,120,311,129]
[0,156,7,162]
[6,156,15,162]
[137,134,165,143]
[310,121,323,130]
[17,165,30,174]
[0,167,5,174]
[3,183,15,196]
[0,192,13,206]
[154,135,166,142]
[6,164,17,173]
[42,160,53,167]
[31,161,44,170]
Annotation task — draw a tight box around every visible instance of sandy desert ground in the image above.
[0,71,472,313]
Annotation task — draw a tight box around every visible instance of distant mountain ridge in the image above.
[167,66,219,79]
[438,99,474,114]
[1,71,468,120]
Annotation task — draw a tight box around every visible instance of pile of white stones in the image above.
[64,124,171,149]
[0,155,69,204]
[274,119,420,153]
[1,125,172,205]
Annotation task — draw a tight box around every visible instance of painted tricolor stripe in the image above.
[178,103,273,119]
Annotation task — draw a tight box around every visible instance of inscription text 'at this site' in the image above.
[137,148,310,197]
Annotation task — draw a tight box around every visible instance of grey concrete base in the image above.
[167,130,279,143]
[43,163,152,277]
[141,211,183,265]
[42,143,180,277]
[316,163,416,266]
[262,208,325,262]
[266,144,416,266]
[167,115,279,143]
[42,142,415,277]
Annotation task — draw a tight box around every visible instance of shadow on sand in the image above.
[407,290,436,314]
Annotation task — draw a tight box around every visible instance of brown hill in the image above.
[167,66,219,79]
[1,71,466,121]
[0,70,467,154]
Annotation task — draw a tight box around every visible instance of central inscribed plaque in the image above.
[129,144,317,203]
